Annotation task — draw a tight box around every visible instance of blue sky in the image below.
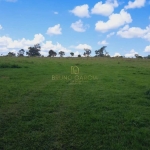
[0,0,150,57]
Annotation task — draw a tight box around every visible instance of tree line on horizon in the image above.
[1,43,150,59]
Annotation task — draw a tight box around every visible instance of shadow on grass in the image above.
[0,63,22,68]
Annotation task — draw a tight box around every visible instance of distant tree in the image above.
[70,52,74,57]
[135,54,143,58]
[48,50,57,57]
[115,55,122,58]
[78,54,81,57]
[95,46,107,57]
[105,54,110,57]
[7,52,16,57]
[135,54,139,58]
[59,51,65,57]
[17,49,25,57]
[147,55,150,59]
[105,51,110,57]
[84,48,91,57]
[34,43,41,49]
[26,43,41,57]
[83,52,86,57]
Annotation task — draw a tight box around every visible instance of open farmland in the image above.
[0,57,150,150]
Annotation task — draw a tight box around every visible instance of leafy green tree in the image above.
[105,51,110,57]
[135,54,139,58]
[135,54,142,58]
[7,52,16,57]
[78,54,81,57]
[95,46,107,57]
[147,55,150,59]
[48,50,57,57]
[84,48,91,57]
[26,44,41,57]
[83,52,86,57]
[70,52,74,57]
[17,49,25,57]
[59,51,65,57]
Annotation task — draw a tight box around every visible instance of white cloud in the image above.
[74,51,80,57]
[125,0,146,9]
[98,40,109,45]
[143,29,150,41]
[70,4,90,18]
[144,45,150,52]
[0,34,45,55]
[42,41,70,54]
[125,49,138,57]
[114,52,121,57]
[0,25,2,30]
[0,36,12,48]
[33,34,45,43]
[0,34,45,50]
[91,0,118,16]
[46,24,62,35]
[0,34,71,56]
[95,9,132,32]
[107,32,115,38]
[75,44,92,50]
[54,11,58,15]
[117,25,147,38]
[117,25,150,41]
[71,20,89,32]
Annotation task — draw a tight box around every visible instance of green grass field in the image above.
[0,57,150,150]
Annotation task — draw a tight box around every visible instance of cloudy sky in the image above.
[0,0,150,57]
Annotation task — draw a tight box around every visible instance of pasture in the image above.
[0,57,150,150]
